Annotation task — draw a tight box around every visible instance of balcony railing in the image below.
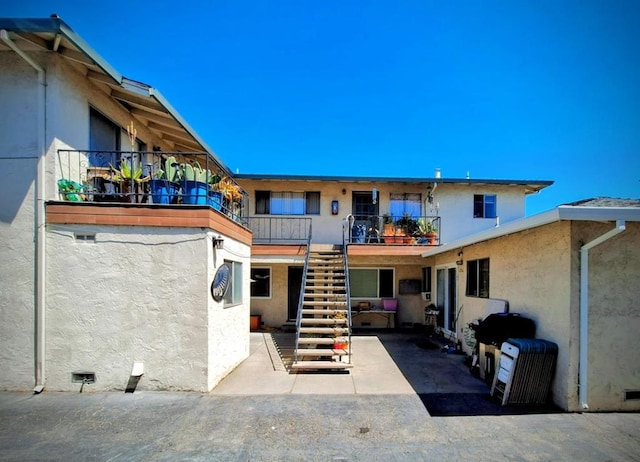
[245,217,312,244]
[345,215,441,245]
[56,150,249,224]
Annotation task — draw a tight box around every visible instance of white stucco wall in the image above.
[0,51,39,390]
[46,225,250,392]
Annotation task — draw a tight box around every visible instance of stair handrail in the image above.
[342,237,352,363]
[294,220,313,363]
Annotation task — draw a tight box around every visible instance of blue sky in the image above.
[3,1,639,215]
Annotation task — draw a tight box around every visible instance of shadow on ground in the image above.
[373,329,564,417]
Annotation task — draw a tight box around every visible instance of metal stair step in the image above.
[302,301,347,307]
[297,337,338,345]
[295,348,350,357]
[300,318,348,325]
[291,361,353,370]
[299,327,349,335]
[301,309,349,315]
[303,293,345,299]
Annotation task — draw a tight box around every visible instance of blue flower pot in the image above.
[150,180,178,204]
[208,191,223,211]
[180,180,208,205]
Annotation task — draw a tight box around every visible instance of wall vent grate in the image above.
[624,390,640,401]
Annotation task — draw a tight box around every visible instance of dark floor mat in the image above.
[420,393,564,417]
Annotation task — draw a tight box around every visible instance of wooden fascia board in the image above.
[45,203,252,246]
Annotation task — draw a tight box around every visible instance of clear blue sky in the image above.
[3,1,639,215]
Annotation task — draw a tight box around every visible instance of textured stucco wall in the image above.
[238,179,529,245]
[207,235,251,390]
[0,52,39,390]
[576,221,640,411]
[426,220,640,412]
[46,225,250,392]
[427,221,577,411]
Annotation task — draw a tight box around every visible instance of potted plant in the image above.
[416,218,438,244]
[110,158,149,203]
[215,176,243,217]
[395,214,417,244]
[179,161,211,204]
[382,214,397,243]
[149,156,180,204]
[332,312,349,350]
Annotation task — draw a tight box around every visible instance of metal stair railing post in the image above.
[342,232,352,364]
[294,220,313,364]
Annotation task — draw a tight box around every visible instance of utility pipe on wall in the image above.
[579,219,625,410]
[1,30,47,393]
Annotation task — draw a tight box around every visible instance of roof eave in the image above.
[421,206,640,258]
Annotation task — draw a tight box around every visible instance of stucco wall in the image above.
[576,221,640,411]
[427,221,577,411]
[426,219,640,412]
[207,235,252,390]
[238,179,529,246]
[46,225,250,392]
[0,52,39,390]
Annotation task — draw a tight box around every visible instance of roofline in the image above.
[235,173,553,190]
[421,205,640,258]
[0,17,231,176]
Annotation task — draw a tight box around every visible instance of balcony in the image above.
[345,215,441,246]
[55,150,248,225]
[243,215,440,247]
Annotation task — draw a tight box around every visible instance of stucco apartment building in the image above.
[1,16,638,412]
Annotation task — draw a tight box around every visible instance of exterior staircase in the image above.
[291,244,353,371]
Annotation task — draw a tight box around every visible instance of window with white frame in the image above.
[473,194,497,218]
[250,267,271,298]
[389,193,421,218]
[466,258,490,298]
[349,268,394,298]
[255,191,320,215]
[223,260,243,306]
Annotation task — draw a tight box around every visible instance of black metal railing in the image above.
[345,215,441,245]
[56,150,249,224]
[245,217,312,244]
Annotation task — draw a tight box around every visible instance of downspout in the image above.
[579,219,625,409]
[1,30,47,393]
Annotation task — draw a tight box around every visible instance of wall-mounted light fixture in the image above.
[212,236,224,250]
[456,250,464,266]
[372,187,378,205]
[342,188,347,195]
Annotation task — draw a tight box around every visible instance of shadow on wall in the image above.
[0,158,37,223]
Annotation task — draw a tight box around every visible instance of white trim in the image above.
[422,206,640,259]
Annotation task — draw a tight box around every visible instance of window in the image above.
[250,267,271,298]
[421,266,432,294]
[349,268,394,298]
[390,193,421,218]
[89,108,120,167]
[224,260,243,305]
[466,258,490,298]
[255,191,320,215]
[474,194,497,218]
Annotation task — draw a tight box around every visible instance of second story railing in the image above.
[55,150,249,225]
[245,217,312,244]
[346,215,441,246]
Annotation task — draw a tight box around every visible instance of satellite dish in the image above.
[211,263,231,302]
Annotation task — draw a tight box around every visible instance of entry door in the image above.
[352,192,380,241]
[436,266,458,336]
[287,266,303,321]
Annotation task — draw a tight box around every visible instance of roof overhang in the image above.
[0,17,231,175]
[421,205,640,258]
[235,173,553,193]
